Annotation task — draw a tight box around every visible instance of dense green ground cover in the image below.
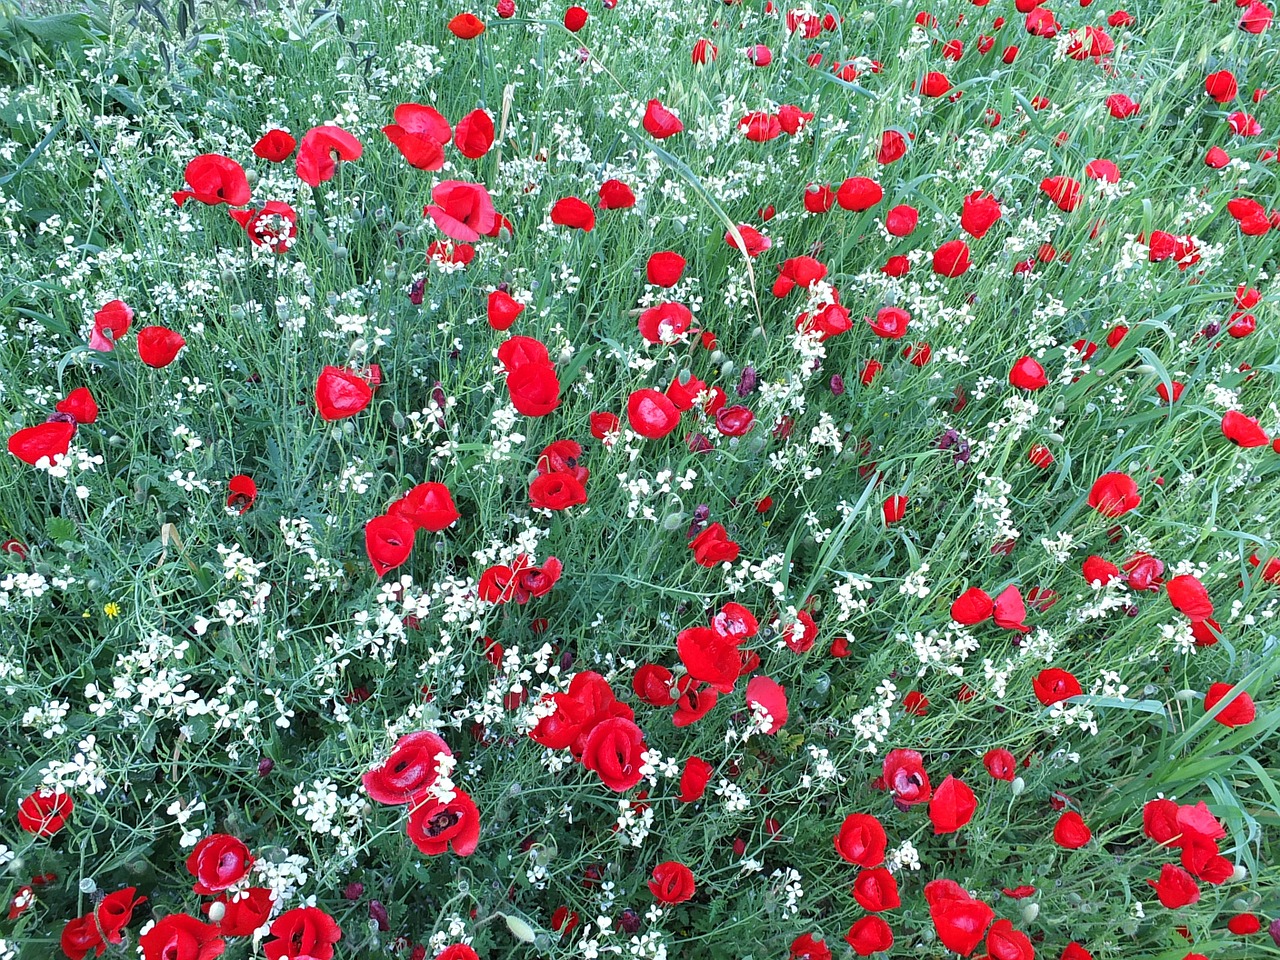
[1,0,1279,958]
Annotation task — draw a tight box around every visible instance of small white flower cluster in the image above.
[40,734,107,794]
[290,778,370,858]
[0,571,49,608]
[902,625,981,677]
[769,867,804,916]
[251,851,311,907]
[899,562,932,598]
[723,552,789,597]
[848,680,898,753]
[715,778,751,815]
[165,797,208,848]
[886,839,922,873]
[426,916,471,955]
[485,402,527,464]
[35,444,102,499]
[21,698,70,738]
[614,798,655,848]
[831,573,874,622]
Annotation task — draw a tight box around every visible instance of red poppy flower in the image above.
[836,177,883,212]
[951,587,993,625]
[933,239,972,276]
[885,204,919,236]
[447,12,486,38]
[1204,683,1255,727]
[790,934,832,960]
[642,99,684,139]
[868,306,910,339]
[983,748,1016,781]
[225,475,256,514]
[173,154,250,207]
[1221,410,1269,447]
[778,104,814,135]
[961,191,1002,238]
[365,514,415,577]
[315,365,373,420]
[715,405,755,437]
[598,178,636,209]
[745,675,787,733]
[628,388,681,439]
[17,787,73,836]
[678,756,713,802]
[631,664,675,708]
[852,868,900,912]
[406,789,481,856]
[878,129,908,164]
[425,180,497,242]
[692,38,717,65]
[383,103,451,170]
[1009,355,1048,390]
[253,128,296,162]
[362,731,452,804]
[582,716,647,791]
[1227,913,1262,935]
[646,251,686,287]
[487,289,525,330]
[882,495,907,524]
[672,681,718,727]
[1087,472,1141,517]
[56,386,98,424]
[1040,175,1081,212]
[8,421,76,467]
[530,471,587,510]
[206,887,273,938]
[564,5,588,31]
[136,325,186,368]
[551,196,596,231]
[925,881,994,956]
[1033,668,1082,706]
[1053,811,1092,849]
[920,71,952,97]
[688,523,740,567]
[1239,1,1273,34]
[883,749,932,806]
[986,920,1034,960]
[1146,864,1200,908]
[1085,159,1121,183]
[834,812,887,866]
[186,833,253,894]
[140,914,225,960]
[295,125,363,187]
[229,201,298,252]
[503,358,558,415]
[1205,70,1240,103]
[993,585,1031,633]
[1166,575,1213,619]
[724,223,771,257]
[1106,93,1141,119]
[648,861,695,903]
[803,183,836,214]
[389,482,460,532]
[929,776,977,834]
[845,917,893,956]
[637,302,691,344]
